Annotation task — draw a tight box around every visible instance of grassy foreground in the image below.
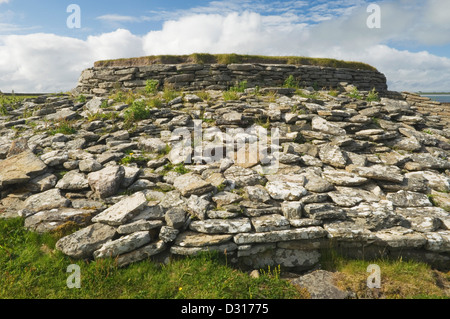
[94,53,377,71]
[1,218,448,299]
[0,218,304,299]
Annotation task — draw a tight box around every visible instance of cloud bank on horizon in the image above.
[0,0,449,93]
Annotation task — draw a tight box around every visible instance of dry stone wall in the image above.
[76,63,388,95]
[1,64,449,273]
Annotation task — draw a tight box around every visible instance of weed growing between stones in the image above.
[366,88,380,102]
[48,119,77,136]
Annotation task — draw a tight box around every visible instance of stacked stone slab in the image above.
[0,66,449,272]
[75,63,388,96]
[402,92,450,128]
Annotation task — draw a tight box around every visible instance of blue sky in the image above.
[1,0,450,92]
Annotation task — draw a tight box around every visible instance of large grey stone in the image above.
[88,165,125,198]
[323,169,368,186]
[0,150,47,187]
[24,208,95,233]
[245,185,272,203]
[186,195,211,220]
[319,144,348,168]
[251,214,290,232]
[266,181,308,201]
[165,207,187,229]
[55,170,89,190]
[173,173,214,197]
[352,165,404,183]
[189,218,252,234]
[386,190,432,207]
[304,203,346,220]
[234,227,328,244]
[93,231,151,259]
[24,188,70,212]
[116,241,167,267]
[55,223,117,259]
[312,117,346,136]
[223,165,266,188]
[212,191,242,207]
[291,270,351,299]
[175,231,233,247]
[91,192,148,226]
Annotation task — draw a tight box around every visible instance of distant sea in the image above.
[421,95,450,103]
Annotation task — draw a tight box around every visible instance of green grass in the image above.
[0,218,302,299]
[94,54,377,71]
[0,94,40,116]
[320,249,450,299]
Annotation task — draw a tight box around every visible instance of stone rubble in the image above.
[0,73,449,271]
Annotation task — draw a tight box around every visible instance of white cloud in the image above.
[97,14,141,23]
[0,29,144,92]
[1,0,450,93]
[0,0,10,4]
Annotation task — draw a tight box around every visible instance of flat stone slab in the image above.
[173,173,214,197]
[374,227,427,248]
[189,218,252,234]
[323,169,368,186]
[91,192,148,226]
[386,190,432,207]
[55,223,117,259]
[24,207,96,233]
[266,181,308,201]
[352,165,404,183]
[234,226,328,244]
[24,188,71,212]
[170,242,238,256]
[251,214,290,232]
[93,231,151,259]
[116,241,167,267]
[175,231,233,247]
[0,150,47,187]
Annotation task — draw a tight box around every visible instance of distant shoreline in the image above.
[418,92,450,95]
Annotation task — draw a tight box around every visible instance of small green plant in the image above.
[255,116,271,129]
[296,89,319,99]
[423,129,433,135]
[196,91,211,102]
[223,91,240,101]
[145,79,160,95]
[366,88,380,102]
[328,89,339,97]
[173,163,189,175]
[100,100,109,108]
[348,87,363,100]
[229,81,247,93]
[77,95,87,103]
[123,100,151,127]
[48,119,77,136]
[148,98,163,108]
[284,75,299,89]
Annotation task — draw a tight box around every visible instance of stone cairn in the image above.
[0,63,449,272]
